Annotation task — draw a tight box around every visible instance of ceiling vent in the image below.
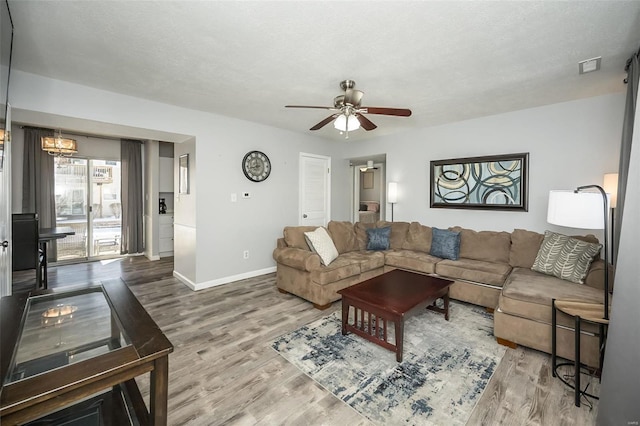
[578,57,601,74]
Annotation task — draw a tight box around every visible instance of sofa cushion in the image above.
[310,255,361,285]
[283,226,318,250]
[509,229,600,269]
[430,228,461,260]
[510,229,544,268]
[273,247,321,271]
[355,222,376,251]
[436,258,511,286]
[402,222,432,253]
[450,227,511,264]
[304,227,339,266]
[327,221,359,254]
[340,251,385,273]
[376,221,410,249]
[385,250,441,274]
[500,267,605,326]
[532,231,602,284]
[366,227,391,250]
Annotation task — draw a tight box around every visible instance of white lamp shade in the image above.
[388,182,398,203]
[547,190,608,229]
[603,173,618,208]
[334,114,360,132]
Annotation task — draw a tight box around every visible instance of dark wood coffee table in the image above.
[337,269,453,362]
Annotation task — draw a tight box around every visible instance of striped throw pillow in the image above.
[532,231,602,284]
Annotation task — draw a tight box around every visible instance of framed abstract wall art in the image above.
[430,152,529,211]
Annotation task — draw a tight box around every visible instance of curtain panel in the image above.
[121,139,144,255]
[22,127,57,259]
[614,49,639,264]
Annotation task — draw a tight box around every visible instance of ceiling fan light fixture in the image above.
[333,114,360,132]
[360,160,374,172]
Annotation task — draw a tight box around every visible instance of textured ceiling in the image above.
[7,1,640,141]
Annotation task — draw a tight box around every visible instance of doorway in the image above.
[352,161,386,223]
[54,157,122,261]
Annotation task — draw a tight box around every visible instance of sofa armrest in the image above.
[273,247,321,272]
[276,238,287,249]
[584,259,615,291]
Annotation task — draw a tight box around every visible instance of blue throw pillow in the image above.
[366,226,391,251]
[430,228,461,260]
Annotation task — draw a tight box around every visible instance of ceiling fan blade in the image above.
[285,105,335,110]
[310,114,339,131]
[356,114,377,131]
[363,107,412,117]
[344,89,364,107]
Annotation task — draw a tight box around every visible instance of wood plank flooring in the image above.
[12,257,600,425]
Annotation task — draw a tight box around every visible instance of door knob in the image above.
[303,214,308,218]
[1,240,8,252]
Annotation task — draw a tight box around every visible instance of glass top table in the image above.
[1,279,173,425]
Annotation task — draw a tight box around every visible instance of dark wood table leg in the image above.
[150,355,169,425]
[444,290,450,321]
[341,299,349,335]
[575,315,581,407]
[395,319,404,362]
[551,299,557,378]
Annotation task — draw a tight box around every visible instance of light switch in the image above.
[231,193,237,202]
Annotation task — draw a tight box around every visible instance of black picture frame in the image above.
[430,152,529,211]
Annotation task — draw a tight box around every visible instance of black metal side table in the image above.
[551,299,609,407]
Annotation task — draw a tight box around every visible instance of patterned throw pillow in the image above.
[366,226,391,250]
[304,227,339,266]
[429,228,461,260]
[531,231,602,284]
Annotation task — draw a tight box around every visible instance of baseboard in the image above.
[146,253,161,261]
[174,267,277,291]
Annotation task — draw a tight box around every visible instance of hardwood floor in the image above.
[12,258,600,425]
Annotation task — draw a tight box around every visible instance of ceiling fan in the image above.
[285,80,412,138]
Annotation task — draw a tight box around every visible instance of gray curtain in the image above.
[121,139,144,254]
[22,127,57,259]
[614,49,639,264]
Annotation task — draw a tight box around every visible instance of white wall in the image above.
[336,93,624,240]
[597,83,640,425]
[144,140,160,260]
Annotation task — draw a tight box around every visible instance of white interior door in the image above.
[299,153,330,226]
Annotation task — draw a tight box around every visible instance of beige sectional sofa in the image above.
[273,220,610,367]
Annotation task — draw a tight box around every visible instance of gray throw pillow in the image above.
[366,226,391,250]
[531,230,602,284]
[430,228,461,260]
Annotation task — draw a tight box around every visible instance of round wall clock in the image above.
[242,151,271,182]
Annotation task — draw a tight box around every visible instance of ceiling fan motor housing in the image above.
[340,79,356,91]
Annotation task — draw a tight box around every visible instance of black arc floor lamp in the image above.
[547,185,610,319]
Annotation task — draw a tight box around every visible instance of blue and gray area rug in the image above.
[272,301,506,425]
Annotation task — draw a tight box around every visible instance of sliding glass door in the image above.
[54,157,122,261]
